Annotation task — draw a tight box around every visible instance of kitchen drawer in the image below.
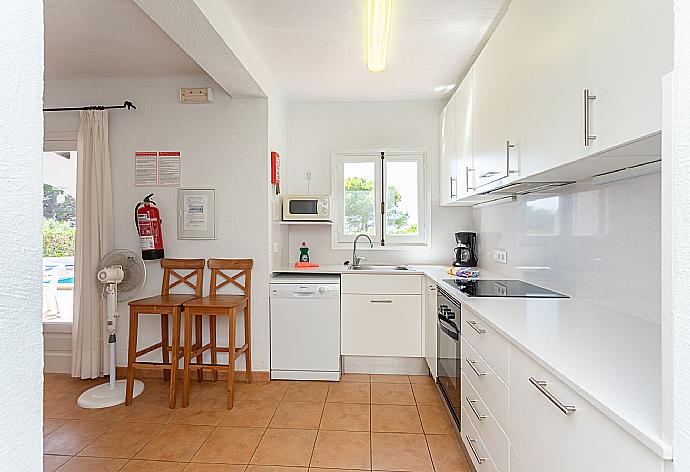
[461,370,509,472]
[509,446,529,472]
[509,345,663,472]
[461,336,509,432]
[341,274,422,295]
[461,305,509,384]
[461,407,500,472]
[341,294,422,357]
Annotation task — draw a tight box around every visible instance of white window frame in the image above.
[331,148,431,249]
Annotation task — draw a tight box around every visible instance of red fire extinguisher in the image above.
[135,193,165,260]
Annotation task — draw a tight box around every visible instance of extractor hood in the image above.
[477,180,575,196]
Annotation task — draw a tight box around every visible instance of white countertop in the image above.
[272,264,669,458]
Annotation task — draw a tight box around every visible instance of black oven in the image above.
[437,286,461,429]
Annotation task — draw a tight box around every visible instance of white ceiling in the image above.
[225,0,506,101]
[44,0,205,79]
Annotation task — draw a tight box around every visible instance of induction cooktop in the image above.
[444,279,569,298]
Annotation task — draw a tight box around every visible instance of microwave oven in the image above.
[282,195,332,221]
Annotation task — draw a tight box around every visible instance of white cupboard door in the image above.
[584,0,673,153]
[341,294,422,357]
[510,0,586,178]
[424,281,437,377]
[509,345,663,472]
[440,94,457,205]
[455,69,475,198]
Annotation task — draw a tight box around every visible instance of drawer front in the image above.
[341,294,422,357]
[461,407,500,472]
[461,370,509,472]
[461,336,509,431]
[509,345,663,472]
[341,274,422,295]
[509,446,529,472]
[461,305,509,384]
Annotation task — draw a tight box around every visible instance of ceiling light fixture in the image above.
[367,0,392,72]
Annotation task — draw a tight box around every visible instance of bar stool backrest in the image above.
[160,258,205,297]
[207,259,253,298]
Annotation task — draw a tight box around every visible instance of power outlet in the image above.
[493,249,508,264]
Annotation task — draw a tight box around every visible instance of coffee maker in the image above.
[453,231,478,267]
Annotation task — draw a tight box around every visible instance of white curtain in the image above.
[71,110,114,379]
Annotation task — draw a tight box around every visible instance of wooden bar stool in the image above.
[182,258,253,410]
[125,258,205,408]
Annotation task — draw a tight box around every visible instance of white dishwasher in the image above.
[270,274,341,381]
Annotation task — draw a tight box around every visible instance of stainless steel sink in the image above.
[348,265,411,271]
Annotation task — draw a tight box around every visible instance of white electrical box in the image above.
[179,87,214,104]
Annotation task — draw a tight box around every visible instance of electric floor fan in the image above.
[77,249,146,408]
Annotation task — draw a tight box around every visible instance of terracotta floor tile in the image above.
[192,426,265,464]
[319,403,370,432]
[250,428,317,467]
[43,419,116,455]
[283,382,330,402]
[371,433,433,472]
[326,382,370,404]
[309,469,368,472]
[120,402,176,424]
[269,402,324,429]
[172,396,229,426]
[370,383,415,405]
[371,405,422,433]
[219,400,280,428]
[411,384,441,406]
[186,465,248,472]
[426,434,471,472]
[43,454,69,472]
[78,422,163,458]
[246,467,307,472]
[409,375,434,385]
[310,430,371,470]
[121,460,186,472]
[339,373,370,383]
[236,382,289,401]
[417,405,454,435]
[55,456,128,472]
[370,374,410,384]
[134,424,213,462]
[44,418,68,437]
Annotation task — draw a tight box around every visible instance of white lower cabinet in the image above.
[461,407,500,472]
[341,294,422,357]
[423,279,437,377]
[509,344,664,472]
[509,446,529,472]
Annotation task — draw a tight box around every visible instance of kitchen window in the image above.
[332,149,429,247]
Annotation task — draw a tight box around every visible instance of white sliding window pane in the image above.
[343,161,377,235]
[385,160,419,236]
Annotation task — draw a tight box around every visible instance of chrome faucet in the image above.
[352,234,374,269]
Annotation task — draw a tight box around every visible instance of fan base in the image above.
[77,379,145,409]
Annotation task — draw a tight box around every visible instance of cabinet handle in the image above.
[449,176,457,199]
[465,435,487,464]
[466,358,487,377]
[370,299,393,304]
[465,319,486,335]
[465,396,487,421]
[529,377,577,415]
[583,89,597,146]
[506,140,517,175]
[465,167,475,192]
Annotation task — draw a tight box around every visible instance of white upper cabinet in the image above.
[439,94,457,205]
[455,69,475,198]
[510,0,586,177]
[583,0,673,153]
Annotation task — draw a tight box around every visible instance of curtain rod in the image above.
[43,100,136,112]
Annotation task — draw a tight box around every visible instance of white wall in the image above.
[0,1,44,469]
[44,74,272,371]
[285,100,474,266]
[674,0,690,468]
[474,172,661,323]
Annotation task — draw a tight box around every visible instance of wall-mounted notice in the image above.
[135,151,182,186]
[177,188,217,239]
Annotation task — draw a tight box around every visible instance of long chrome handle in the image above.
[584,89,597,146]
[449,177,457,199]
[466,358,487,377]
[529,377,576,415]
[465,167,475,192]
[465,319,486,335]
[370,299,393,303]
[506,140,517,175]
[465,396,486,421]
[465,435,487,464]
